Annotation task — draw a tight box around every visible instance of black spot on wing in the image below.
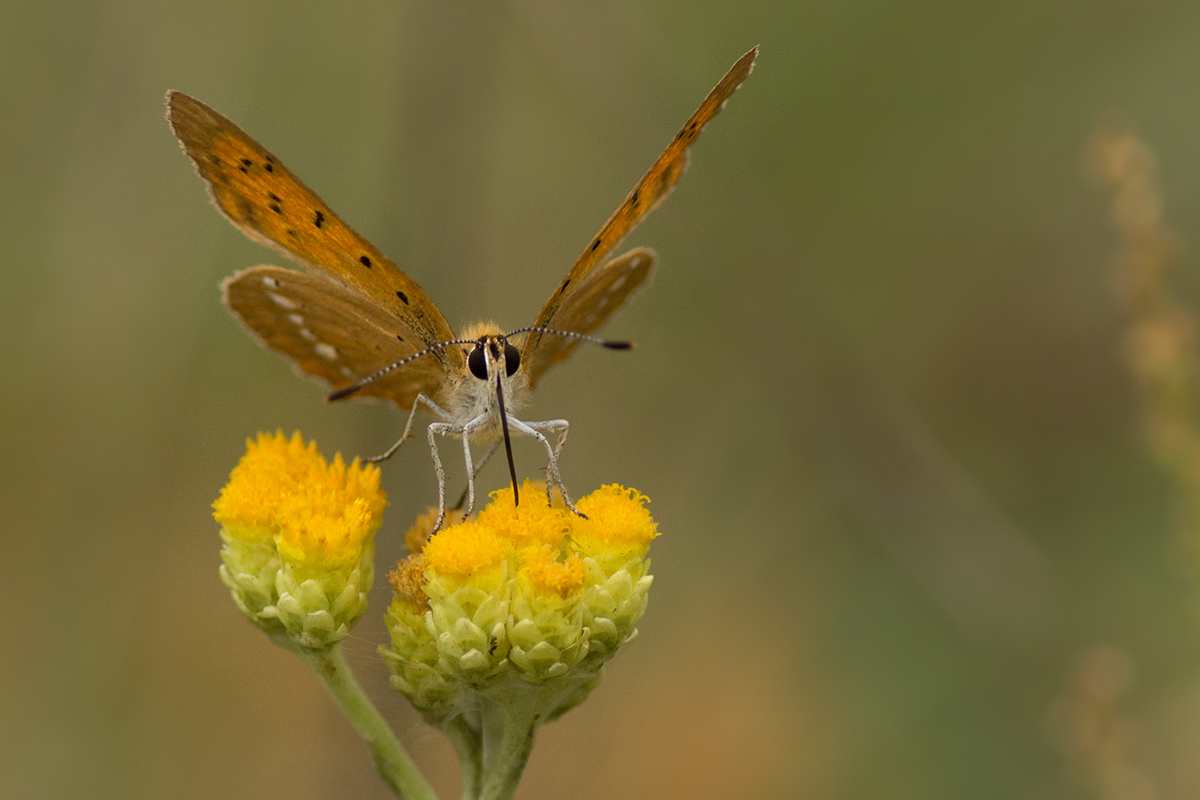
[314,210,325,228]
[396,290,408,304]
[359,255,372,268]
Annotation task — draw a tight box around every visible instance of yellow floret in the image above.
[476,480,572,549]
[422,519,508,577]
[521,546,586,598]
[571,485,658,554]
[212,430,386,567]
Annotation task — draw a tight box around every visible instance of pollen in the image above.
[213,430,386,567]
[422,518,507,577]
[521,546,586,598]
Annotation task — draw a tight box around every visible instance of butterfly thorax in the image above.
[442,323,530,437]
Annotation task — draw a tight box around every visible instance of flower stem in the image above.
[443,715,484,800]
[478,707,541,800]
[299,643,440,800]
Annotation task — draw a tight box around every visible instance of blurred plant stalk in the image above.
[1087,118,1200,554]
[1048,646,1156,800]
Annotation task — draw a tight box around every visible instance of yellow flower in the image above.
[381,481,658,724]
[214,431,386,650]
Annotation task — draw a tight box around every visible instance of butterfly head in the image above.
[457,322,526,403]
[467,335,521,383]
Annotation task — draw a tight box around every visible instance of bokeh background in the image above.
[7,1,1200,798]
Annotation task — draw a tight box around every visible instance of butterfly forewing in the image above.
[224,265,452,409]
[525,47,757,361]
[521,247,656,387]
[166,91,461,371]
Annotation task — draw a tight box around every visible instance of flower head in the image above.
[214,431,386,650]
[381,480,658,725]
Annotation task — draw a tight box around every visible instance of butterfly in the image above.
[168,47,757,531]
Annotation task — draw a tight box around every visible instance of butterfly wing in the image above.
[223,265,453,409]
[521,248,656,387]
[166,91,463,374]
[523,47,757,365]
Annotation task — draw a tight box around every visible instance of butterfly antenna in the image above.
[505,326,635,350]
[327,338,476,402]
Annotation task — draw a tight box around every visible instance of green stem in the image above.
[443,715,484,800]
[478,707,541,800]
[299,643,440,800]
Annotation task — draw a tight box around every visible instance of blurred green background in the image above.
[7,1,1200,798]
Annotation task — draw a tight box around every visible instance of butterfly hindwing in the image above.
[223,265,451,409]
[521,248,656,387]
[167,91,461,371]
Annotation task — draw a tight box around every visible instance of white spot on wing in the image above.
[262,276,281,288]
[315,343,338,360]
[596,295,610,309]
[298,328,317,341]
[340,367,356,379]
[288,313,304,326]
[267,291,297,310]
[610,272,629,290]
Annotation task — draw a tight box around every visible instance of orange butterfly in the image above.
[168,47,756,531]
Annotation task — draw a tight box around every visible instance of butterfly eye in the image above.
[504,342,520,377]
[468,345,488,380]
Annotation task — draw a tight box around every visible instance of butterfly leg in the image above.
[538,420,570,506]
[459,422,478,518]
[427,420,465,533]
[549,419,569,460]
[366,393,453,463]
[510,417,585,519]
[453,442,499,511]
